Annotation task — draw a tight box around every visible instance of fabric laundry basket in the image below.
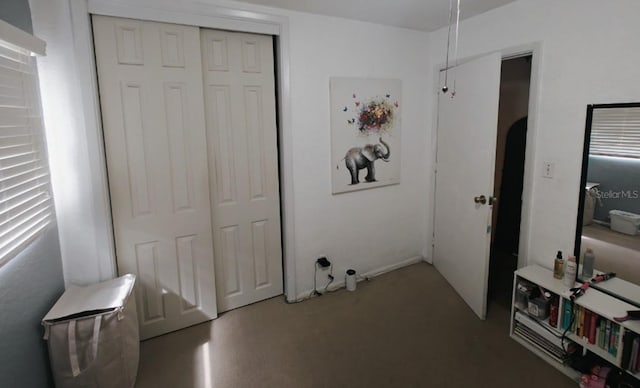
[42,274,139,388]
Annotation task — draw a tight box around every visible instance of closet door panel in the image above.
[201,29,283,312]
[93,15,217,339]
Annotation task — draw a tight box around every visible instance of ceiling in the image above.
[234,0,517,31]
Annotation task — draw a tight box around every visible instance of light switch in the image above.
[543,162,554,178]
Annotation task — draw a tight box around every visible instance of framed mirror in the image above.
[575,102,640,306]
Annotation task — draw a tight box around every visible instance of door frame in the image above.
[429,42,543,271]
[68,0,298,301]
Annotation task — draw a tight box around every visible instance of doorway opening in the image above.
[488,55,532,309]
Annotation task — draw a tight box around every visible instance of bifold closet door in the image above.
[92,15,218,339]
[201,29,283,312]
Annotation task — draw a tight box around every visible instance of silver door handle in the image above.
[474,195,487,205]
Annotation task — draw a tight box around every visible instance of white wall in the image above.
[286,12,430,298]
[33,0,432,299]
[31,0,117,286]
[427,0,640,270]
[0,228,64,387]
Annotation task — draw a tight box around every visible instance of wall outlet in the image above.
[542,161,554,179]
[316,256,331,268]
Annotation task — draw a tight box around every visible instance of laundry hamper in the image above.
[42,274,139,388]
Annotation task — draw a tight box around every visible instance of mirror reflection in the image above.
[577,103,640,292]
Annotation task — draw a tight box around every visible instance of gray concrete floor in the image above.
[136,262,575,388]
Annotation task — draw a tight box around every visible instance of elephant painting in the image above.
[341,138,390,184]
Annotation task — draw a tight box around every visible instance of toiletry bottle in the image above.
[553,251,564,279]
[549,296,559,327]
[564,256,577,287]
[582,248,595,279]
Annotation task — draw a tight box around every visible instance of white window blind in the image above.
[590,107,640,159]
[0,34,53,264]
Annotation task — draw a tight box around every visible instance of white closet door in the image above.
[201,29,283,312]
[93,15,217,339]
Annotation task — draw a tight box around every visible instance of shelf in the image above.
[561,287,638,325]
[515,265,568,295]
[516,266,640,334]
[514,306,562,335]
[566,332,618,365]
[513,265,640,382]
[510,334,581,382]
[625,369,640,380]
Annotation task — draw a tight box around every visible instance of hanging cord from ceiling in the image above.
[442,0,454,93]
[452,0,460,96]
[442,0,461,95]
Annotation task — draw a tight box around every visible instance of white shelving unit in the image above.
[510,265,640,382]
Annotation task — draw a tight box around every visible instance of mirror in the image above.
[575,103,640,306]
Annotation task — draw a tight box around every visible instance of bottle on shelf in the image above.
[564,256,577,287]
[582,248,595,279]
[553,250,564,279]
[549,295,559,328]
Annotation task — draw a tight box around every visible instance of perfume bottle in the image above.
[553,251,564,279]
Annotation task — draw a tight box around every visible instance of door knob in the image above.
[489,196,498,206]
[474,195,487,205]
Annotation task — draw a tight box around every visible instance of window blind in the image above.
[0,37,53,264]
[590,107,640,159]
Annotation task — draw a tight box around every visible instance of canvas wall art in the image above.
[331,77,401,194]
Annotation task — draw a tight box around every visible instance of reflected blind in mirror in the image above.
[591,107,640,159]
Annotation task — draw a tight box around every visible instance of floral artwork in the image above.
[330,78,401,194]
[351,97,398,134]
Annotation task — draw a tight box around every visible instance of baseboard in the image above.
[294,255,424,302]
[358,255,424,279]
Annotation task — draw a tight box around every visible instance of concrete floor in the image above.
[135,262,574,388]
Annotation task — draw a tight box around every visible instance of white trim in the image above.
[517,42,543,270]
[0,18,46,55]
[88,0,280,35]
[430,42,543,271]
[273,22,298,303]
[69,0,117,281]
[70,0,297,301]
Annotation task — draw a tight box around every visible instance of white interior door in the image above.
[433,52,502,320]
[93,16,218,339]
[200,29,283,312]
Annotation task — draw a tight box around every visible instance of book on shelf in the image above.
[599,321,606,349]
[562,299,572,330]
[589,312,597,344]
[564,304,621,357]
[622,330,635,370]
[631,338,639,373]
[636,338,640,372]
[583,310,589,340]
[622,331,640,373]
[603,321,611,352]
[612,325,619,357]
